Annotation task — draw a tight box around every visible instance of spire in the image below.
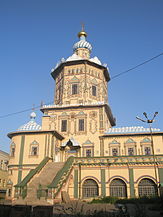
[73,24,92,58]
[77,23,87,40]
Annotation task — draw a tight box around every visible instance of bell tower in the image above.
[51,28,110,106]
[41,27,115,143]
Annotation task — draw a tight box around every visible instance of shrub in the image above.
[90,196,119,204]
[116,196,163,204]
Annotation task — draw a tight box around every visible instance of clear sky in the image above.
[1,0,163,152]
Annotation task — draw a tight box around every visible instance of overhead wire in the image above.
[111,52,163,80]
[0,101,53,119]
[0,52,162,119]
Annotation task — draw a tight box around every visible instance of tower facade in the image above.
[41,29,115,161]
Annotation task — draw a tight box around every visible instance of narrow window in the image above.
[61,120,67,132]
[92,85,97,96]
[72,84,78,95]
[86,149,92,157]
[128,148,134,156]
[31,146,38,156]
[145,147,151,155]
[11,147,15,157]
[8,189,12,197]
[112,148,118,156]
[79,119,84,131]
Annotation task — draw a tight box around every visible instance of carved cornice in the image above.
[74,155,163,166]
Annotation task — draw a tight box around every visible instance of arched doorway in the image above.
[138,178,158,197]
[82,179,99,198]
[110,178,127,197]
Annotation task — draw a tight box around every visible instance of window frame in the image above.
[86,149,92,157]
[79,119,84,132]
[92,85,97,97]
[112,148,118,156]
[11,147,15,157]
[29,141,39,157]
[61,119,68,132]
[128,147,134,156]
[31,146,38,156]
[71,83,78,95]
[144,147,151,155]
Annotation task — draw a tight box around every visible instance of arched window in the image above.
[110,178,127,197]
[82,179,99,198]
[10,142,16,157]
[138,178,157,197]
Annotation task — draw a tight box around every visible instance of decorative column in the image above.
[101,168,106,197]
[128,167,135,198]
[74,169,78,199]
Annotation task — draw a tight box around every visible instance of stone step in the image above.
[21,161,64,204]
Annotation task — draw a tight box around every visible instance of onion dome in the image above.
[17,112,41,131]
[73,26,92,54]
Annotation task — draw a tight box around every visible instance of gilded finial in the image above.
[78,23,87,38]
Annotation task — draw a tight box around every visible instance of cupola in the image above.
[73,25,92,59]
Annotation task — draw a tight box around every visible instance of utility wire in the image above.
[0,52,163,119]
[0,101,53,119]
[111,52,163,80]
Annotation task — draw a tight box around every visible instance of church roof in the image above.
[17,112,41,131]
[51,28,108,71]
[61,137,80,147]
[105,126,160,135]
[54,55,104,69]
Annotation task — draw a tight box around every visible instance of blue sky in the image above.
[1,0,163,152]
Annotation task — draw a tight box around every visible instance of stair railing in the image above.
[48,156,74,199]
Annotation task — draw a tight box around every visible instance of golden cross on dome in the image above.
[78,23,87,38]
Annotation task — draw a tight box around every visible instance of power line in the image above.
[0,52,162,119]
[111,52,163,80]
[0,101,53,119]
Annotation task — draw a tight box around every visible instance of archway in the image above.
[82,179,99,198]
[110,178,127,197]
[138,178,157,197]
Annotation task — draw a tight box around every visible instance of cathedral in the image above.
[7,28,163,204]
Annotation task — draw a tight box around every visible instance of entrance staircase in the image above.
[26,161,64,204]
[13,160,64,205]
